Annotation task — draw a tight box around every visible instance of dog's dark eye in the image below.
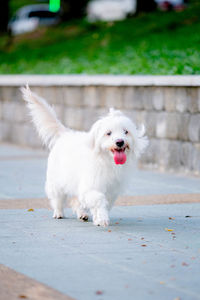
[106,131,112,136]
[124,130,129,135]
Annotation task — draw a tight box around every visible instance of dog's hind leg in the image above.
[70,198,89,221]
[47,192,66,219]
[45,182,66,218]
[77,207,89,222]
[50,194,66,219]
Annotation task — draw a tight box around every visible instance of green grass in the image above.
[1,1,200,74]
[10,0,46,17]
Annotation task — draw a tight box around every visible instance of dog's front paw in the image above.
[93,208,110,227]
[53,209,64,219]
[93,216,110,227]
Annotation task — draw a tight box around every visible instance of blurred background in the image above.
[0,0,198,74]
[0,0,200,176]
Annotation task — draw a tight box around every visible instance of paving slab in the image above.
[0,144,46,159]
[0,204,200,300]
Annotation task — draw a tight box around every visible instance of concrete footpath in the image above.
[0,143,200,300]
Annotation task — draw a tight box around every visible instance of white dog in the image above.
[21,85,148,226]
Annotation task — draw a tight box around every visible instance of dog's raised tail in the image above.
[21,85,66,149]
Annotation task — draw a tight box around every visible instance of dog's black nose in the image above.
[116,139,124,148]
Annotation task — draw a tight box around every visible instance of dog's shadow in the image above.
[48,210,199,236]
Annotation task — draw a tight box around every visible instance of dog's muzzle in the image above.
[116,139,124,148]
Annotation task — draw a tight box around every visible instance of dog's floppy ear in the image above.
[88,119,102,153]
[134,124,149,158]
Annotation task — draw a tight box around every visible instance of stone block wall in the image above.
[0,75,200,175]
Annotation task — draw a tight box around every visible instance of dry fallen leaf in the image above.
[128,238,132,241]
[171,264,175,268]
[18,295,27,299]
[165,228,174,232]
[27,208,34,212]
[115,222,119,224]
[96,290,103,295]
[169,217,175,220]
[141,244,147,247]
[108,230,112,232]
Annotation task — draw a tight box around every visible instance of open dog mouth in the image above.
[111,146,128,165]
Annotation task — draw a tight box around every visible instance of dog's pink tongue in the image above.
[114,150,127,165]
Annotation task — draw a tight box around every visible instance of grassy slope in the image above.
[0,1,200,74]
[10,0,47,16]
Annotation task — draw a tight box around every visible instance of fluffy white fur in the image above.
[21,85,148,226]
